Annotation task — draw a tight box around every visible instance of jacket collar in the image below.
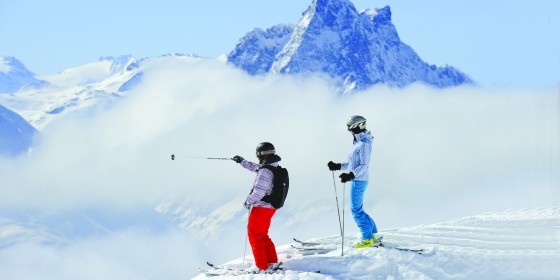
[354,130,373,143]
[263,154,281,165]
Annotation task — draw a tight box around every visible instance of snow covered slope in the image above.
[37,55,135,87]
[0,54,200,129]
[228,0,472,90]
[194,208,560,279]
[0,56,136,129]
[0,104,37,156]
[0,56,48,93]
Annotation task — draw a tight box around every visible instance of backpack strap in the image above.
[258,165,276,173]
[258,165,275,203]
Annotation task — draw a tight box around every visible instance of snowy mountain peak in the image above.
[0,56,17,73]
[362,8,377,19]
[268,0,364,75]
[0,56,47,93]
[309,0,360,27]
[99,55,136,74]
[227,24,295,75]
[228,0,473,89]
[368,5,391,23]
[0,56,33,75]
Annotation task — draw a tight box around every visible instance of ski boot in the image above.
[267,262,283,272]
[354,235,377,248]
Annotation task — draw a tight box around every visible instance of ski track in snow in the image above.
[193,208,560,279]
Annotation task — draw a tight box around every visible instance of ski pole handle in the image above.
[171,154,233,161]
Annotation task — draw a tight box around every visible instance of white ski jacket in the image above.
[341,130,373,181]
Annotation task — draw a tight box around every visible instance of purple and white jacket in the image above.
[240,159,278,209]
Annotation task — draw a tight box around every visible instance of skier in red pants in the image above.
[233,142,281,272]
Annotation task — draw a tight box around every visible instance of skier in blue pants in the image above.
[328,115,378,248]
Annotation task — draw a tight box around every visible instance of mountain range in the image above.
[228,0,472,91]
[0,1,473,157]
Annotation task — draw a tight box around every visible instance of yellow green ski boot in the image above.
[354,235,377,248]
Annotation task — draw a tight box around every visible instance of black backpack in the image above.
[259,165,289,209]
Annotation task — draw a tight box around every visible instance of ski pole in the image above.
[342,182,346,257]
[170,154,233,161]
[242,207,250,268]
[331,171,343,239]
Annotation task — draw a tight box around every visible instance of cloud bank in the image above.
[2,59,558,213]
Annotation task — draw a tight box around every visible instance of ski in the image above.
[375,238,427,254]
[202,261,284,276]
[393,247,425,254]
[291,238,338,255]
[291,244,337,252]
[206,261,283,271]
[205,261,240,272]
[199,267,277,277]
[378,243,426,254]
[293,238,323,246]
[293,237,428,255]
[293,236,384,247]
[201,261,320,276]
[375,240,427,254]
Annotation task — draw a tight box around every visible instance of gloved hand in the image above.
[233,155,244,163]
[328,161,341,171]
[243,201,251,210]
[339,172,355,183]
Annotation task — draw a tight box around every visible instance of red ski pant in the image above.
[248,206,277,270]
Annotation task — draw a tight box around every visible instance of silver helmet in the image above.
[346,115,366,130]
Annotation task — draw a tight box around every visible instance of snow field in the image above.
[194,207,560,279]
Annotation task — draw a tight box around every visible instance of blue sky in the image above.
[1,0,559,88]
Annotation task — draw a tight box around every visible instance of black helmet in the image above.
[256,142,275,158]
[347,115,366,131]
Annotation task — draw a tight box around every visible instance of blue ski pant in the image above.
[350,180,377,240]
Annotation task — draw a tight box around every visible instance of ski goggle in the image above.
[347,121,365,130]
[256,150,275,156]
